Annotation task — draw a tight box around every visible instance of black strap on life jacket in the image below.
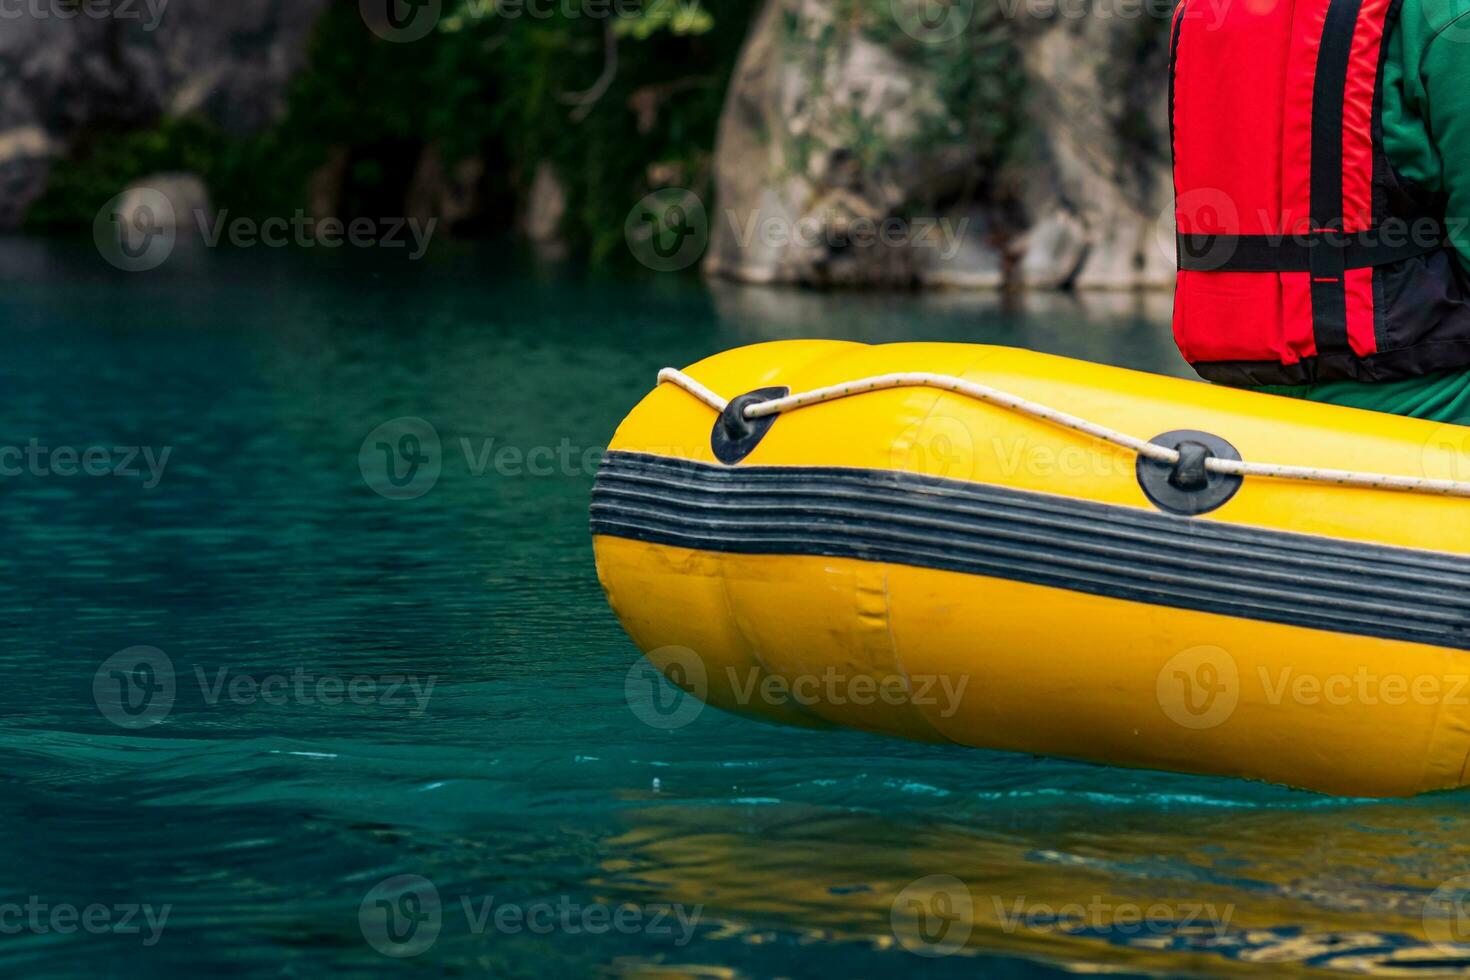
[1176,229,1445,273]
[1308,0,1367,355]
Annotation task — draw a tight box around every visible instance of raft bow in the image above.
[591,341,1470,796]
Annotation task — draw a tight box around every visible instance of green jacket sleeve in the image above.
[1410,10,1470,270]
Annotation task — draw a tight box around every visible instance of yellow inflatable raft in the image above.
[591,341,1470,797]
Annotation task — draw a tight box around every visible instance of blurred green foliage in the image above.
[26,0,754,260]
[26,0,1041,257]
[776,0,1030,215]
[29,140,297,233]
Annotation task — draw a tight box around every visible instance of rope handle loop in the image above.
[655,367,1470,500]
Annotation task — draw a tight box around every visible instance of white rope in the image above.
[657,367,727,412]
[742,372,1180,464]
[656,367,1470,499]
[1204,457,1470,497]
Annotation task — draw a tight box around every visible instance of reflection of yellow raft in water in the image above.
[591,341,1470,797]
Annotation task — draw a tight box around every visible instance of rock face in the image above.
[1016,16,1177,289]
[0,0,328,229]
[705,0,1176,290]
[521,161,569,255]
[116,172,212,233]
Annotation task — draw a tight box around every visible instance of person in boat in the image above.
[1169,0,1470,422]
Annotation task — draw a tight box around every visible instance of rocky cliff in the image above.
[0,0,326,228]
[1,0,1176,291]
[704,0,1176,289]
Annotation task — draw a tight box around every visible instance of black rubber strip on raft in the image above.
[589,451,1470,651]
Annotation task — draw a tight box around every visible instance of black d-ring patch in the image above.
[1136,429,1244,516]
[711,387,789,465]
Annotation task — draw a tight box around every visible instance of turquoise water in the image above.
[4,239,1469,978]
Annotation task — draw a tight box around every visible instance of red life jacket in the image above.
[1170,0,1470,385]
